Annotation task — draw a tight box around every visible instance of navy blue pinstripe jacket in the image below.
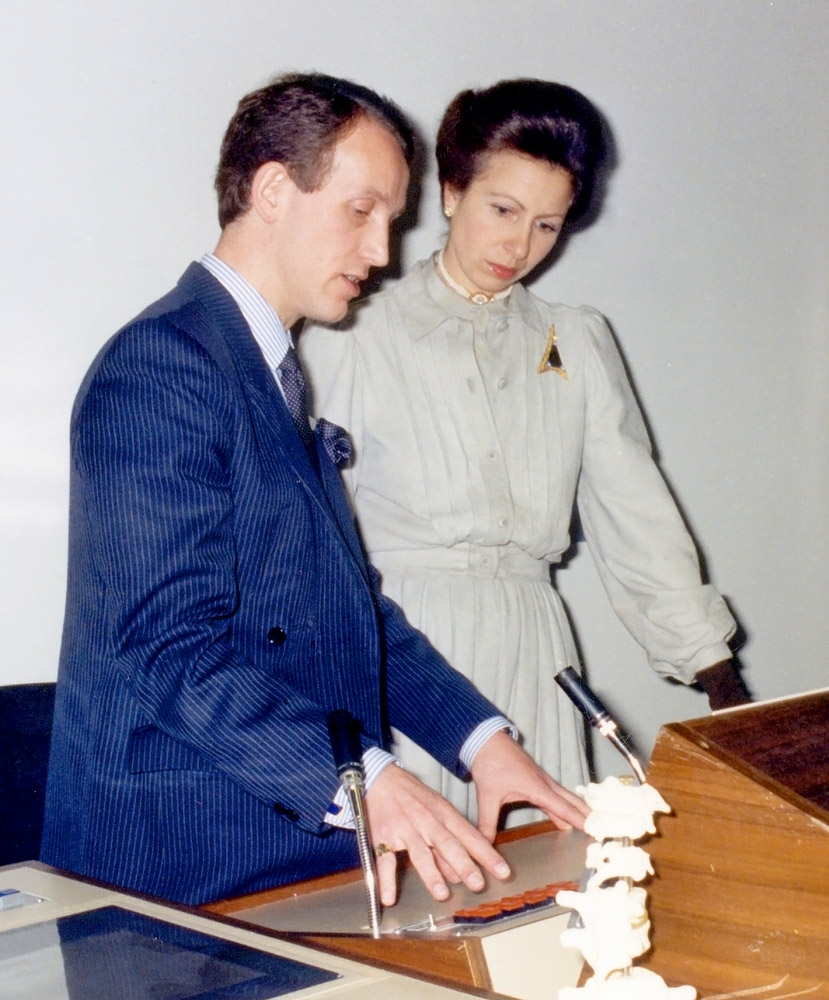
[41,263,497,904]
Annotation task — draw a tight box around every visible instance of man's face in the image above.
[266,117,409,328]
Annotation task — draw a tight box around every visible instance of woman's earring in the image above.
[443,205,454,218]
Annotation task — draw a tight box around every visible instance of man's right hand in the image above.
[364,759,586,907]
[365,764,508,906]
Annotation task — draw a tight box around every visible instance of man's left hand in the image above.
[471,730,590,842]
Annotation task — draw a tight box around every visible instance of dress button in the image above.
[497,377,507,390]
[487,450,498,461]
[499,517,509,528]
[268,626,287,645]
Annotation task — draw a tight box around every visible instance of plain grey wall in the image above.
[2,0,827,777]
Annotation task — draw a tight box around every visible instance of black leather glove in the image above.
[694,658,752,710]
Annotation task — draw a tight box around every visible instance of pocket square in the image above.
[315,418,353,468]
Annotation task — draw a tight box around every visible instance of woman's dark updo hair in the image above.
[436,78,605,221]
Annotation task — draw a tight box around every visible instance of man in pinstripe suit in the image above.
[42,73,587,907]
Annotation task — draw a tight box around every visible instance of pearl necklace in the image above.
[435,249,512,305]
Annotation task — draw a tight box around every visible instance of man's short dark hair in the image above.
[215,72,416,228]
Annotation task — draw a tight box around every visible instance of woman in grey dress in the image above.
[301,79,747,823]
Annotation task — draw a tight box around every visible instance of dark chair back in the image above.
[0,682,56,864]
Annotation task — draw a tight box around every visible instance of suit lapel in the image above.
[314,434,369,568]
[174,263,369,580]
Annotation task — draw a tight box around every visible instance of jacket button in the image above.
[274,802,300,822]
[268,626,287,645]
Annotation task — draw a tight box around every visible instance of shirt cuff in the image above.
[323,717,516,828]
[324,747,399,829]
[459,715,517,771]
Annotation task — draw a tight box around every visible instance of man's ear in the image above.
[249,161,292,223]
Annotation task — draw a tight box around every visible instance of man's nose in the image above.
[362,222,390,268]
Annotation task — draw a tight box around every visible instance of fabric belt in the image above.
[372,545,551,582]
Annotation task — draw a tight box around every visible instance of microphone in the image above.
[326,710,382,937]
[328,708,364,778]
[554,667,646,783]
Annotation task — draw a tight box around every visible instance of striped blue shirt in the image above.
[201,252,292,377]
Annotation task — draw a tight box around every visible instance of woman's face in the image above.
[442,149,574,297]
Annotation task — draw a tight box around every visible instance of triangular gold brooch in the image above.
[537,324,568,379]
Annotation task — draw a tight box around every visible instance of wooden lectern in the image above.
[642,689,829,998]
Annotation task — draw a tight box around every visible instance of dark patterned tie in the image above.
[277,346,314,448]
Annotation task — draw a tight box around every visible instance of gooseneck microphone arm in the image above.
[554,666,646,784]
[326,709,382,937]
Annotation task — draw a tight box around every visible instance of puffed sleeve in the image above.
[574,308,736,681]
